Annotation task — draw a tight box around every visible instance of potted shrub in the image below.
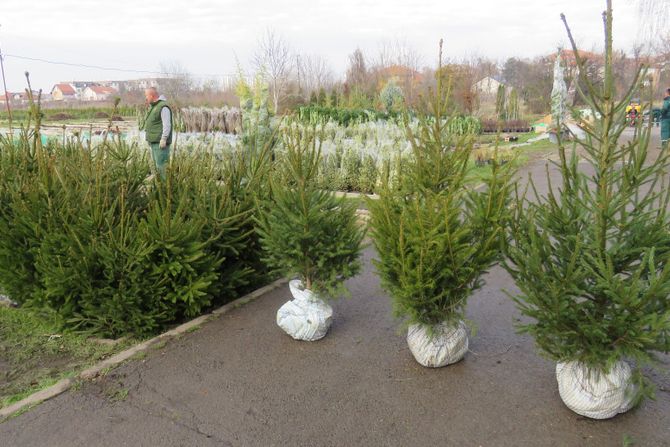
[368,42,513,367]
[505,2,670,419]
[256,124,365,341]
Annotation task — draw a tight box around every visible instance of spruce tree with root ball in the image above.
[504,1,670,418]
[367,41,514,367]
[255,122,365,340]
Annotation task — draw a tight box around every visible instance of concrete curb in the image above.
[0,277,288,421]
[0,378,73,420]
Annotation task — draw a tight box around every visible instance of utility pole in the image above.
[0,24,13,134]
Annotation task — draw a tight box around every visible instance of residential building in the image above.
[51,83,77,101]
[82,85,118,101]
[1,91,41,104]
[474,76,507,96]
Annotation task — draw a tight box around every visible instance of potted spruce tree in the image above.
[256,124,365,341]
[505,2,670,419]
[368,42,513,367]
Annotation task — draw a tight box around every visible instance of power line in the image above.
[4,53,242,79]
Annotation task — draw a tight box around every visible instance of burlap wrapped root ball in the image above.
[556,360,637,419]
[276,280,333,341]
[407,321,469,367]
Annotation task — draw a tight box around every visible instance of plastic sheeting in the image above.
[551,52,568,127]
[407,321,468,367]
[276,280,333,341]
[556,360,637,419]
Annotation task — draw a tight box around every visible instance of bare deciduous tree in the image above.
[502,56,553,114]
[470,56,499,84]
[638,0,669,34]
[298,54,334,98]
[652,33,670,96]
[252,29,294,114]
[158,60,193,106]
[375,38,422,72]
[372,39,423,106]
[345,48,368,90]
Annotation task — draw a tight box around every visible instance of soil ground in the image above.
[0,128,668,447]
[0,307,131,408]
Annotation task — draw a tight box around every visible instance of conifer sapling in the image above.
[368,40,513,366]
[504,1,670,417]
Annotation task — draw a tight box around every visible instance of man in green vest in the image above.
[142,87,173,179]
[662,88,670,150]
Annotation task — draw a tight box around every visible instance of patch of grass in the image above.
[0,307,134,408]
[1,376,61,408]
[0,402,38,423]
[130,351,147,361]
[107,387,129,402]
[467,136,558,184]
[151,340,168,350]
[521,137,558,153]
[98,366,115,377]
[476,132,536,146]
[0,106,137,123]
[185,325,202,334]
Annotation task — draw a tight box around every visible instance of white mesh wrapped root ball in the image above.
[556,360,637,419]
[276,280,333,341]
[407,321,469,367]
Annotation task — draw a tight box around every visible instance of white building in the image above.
[474,76,507,96]
[51,83,78,101]
[82,85,118,101]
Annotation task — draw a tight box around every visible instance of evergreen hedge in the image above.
[297,105,401,127]
[0,130,271,337]
[0,105,137,122]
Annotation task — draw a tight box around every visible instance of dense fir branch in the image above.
[0,95,277,337]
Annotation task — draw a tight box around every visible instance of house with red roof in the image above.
[51,83,77,101]
[82,85,118,101]
[1,91,41,104]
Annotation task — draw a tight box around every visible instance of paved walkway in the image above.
[1,135,669,447]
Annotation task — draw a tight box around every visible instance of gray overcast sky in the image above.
[1,0,645,92]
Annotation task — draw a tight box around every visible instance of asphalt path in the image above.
[1,128,669,447]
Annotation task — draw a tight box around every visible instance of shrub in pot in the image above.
[368,43,513,367]
[504,2,670,419]
[256,124,365,341]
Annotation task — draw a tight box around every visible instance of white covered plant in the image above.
[550,50,568,132]
[505,1,670,419]
[368,42,514,367]
[256,124,365,341]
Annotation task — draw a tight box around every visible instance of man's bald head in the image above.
[144,87,159,104]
